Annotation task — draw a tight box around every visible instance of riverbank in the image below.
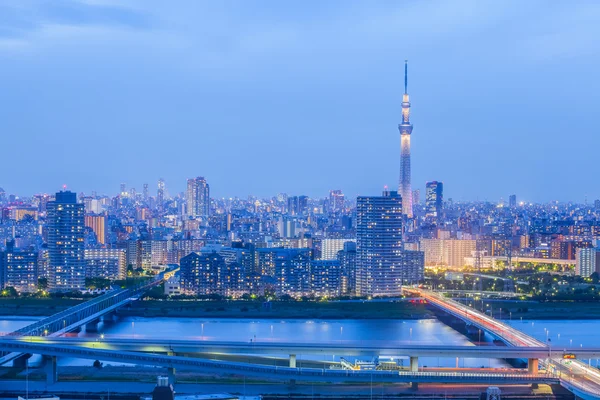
[119,299,433,319]
[3,297,600,320]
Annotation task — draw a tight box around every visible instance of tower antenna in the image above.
[404,60,408,94]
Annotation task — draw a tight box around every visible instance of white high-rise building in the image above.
[321,238,355,260]
[186,177,210,218]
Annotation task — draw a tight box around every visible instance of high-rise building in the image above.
[321,238,355,260]
[287,196,308,216]
[425,181,443,220]
[0,240,38,293]
[576,248,600,277]
[329,190,345,213]
[157,179,165,212]
[356,190,405,296]
[398,61,414,218]
[509,194,517,208]
[143,183,149,202]
[47,190,85,291]
[337,241,357,294]
[186,177,210,218]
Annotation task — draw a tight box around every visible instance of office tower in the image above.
[1,240,38,293]
[425,181,444,220]
[329,190,345,213]
[157,179,165,212]
[85,214,107,245]
[595,200,600,212]
[398,60,414,218]
[509,194,517,208]
[130,187,136,200]
[143,183,149,202]
[356,190,404,296]
[186,177,210,218]
[120,183,127,197]
[47,190,85,291]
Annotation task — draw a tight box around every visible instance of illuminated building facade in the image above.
[84,248,126,280]
[356,190,404,296]
[85,214,107,245]
[47,190,85,291]
[186,176,210,218]
[425,181,443,220]
[1,240,38,293]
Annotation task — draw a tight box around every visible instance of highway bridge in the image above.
[404,287,600,400]
[8,336,600,360]
[0,338,558,386]
[0,268,177,366]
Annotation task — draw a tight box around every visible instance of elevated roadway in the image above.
[8,336,600,360]
[0,268,177,366]
[405,287,600,400]
[0,338,557,385]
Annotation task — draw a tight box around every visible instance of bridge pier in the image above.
[44,356,57,385]
[289,354,297,368]
[85,319,100,333]
[13,354,30,369]
[411,382,418,390]
[528,358,539,375]
[410,356,418,372]
[167,351,176,384]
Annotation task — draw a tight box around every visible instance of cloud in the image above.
[0,0,154,44]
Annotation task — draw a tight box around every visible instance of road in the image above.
[406,287,600,399]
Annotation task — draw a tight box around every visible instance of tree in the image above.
[37,277,48,291]
[85,277,111,290]
[1,287,18,297]
[590,272,600,284]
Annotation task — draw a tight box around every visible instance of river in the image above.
[1,317,599,368]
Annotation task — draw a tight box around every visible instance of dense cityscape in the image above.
[2,2,600,400]
[2,65,598,302]
[3,177,600,300]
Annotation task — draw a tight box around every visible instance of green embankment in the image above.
[2,297,600,320]
[118,299,432,319]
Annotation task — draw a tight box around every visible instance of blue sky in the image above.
[0,1,598,202]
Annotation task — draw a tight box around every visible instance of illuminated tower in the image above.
[398,60,413,218]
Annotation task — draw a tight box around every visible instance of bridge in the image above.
[0,268,177,366]
[0,338,558,386]
[404,287,600,400]
[9,336,600,360]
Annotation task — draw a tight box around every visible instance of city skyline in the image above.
[1,1,599,202]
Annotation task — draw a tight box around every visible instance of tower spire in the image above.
[404,60,408,94]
